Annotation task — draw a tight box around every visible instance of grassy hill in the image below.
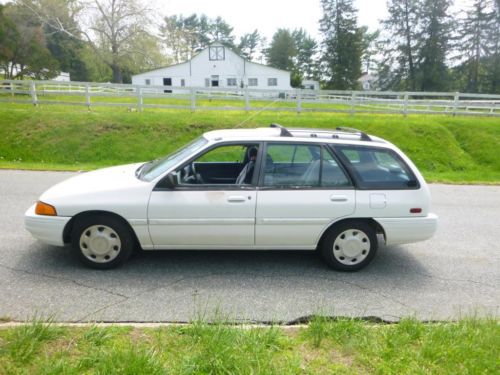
[0,103,499,183]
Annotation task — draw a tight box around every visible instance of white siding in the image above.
[131,44,292,91]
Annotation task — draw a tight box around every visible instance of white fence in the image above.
[1,79,499,116]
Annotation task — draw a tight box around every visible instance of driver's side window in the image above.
[176,143,259,186]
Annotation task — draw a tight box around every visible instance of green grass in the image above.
[0,317,498,374]
[0,102,499,183]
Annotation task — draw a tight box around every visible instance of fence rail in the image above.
[1,79,499,116]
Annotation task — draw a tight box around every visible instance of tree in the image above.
[18,0,164,83]
[486,0,500,93]
[319,0,363,89]
[265,28,297,72]
[0,3,58,79]
[161,14,236,64]
[238,29,261,61]
[359,26,380,74]
[292,28,319,80]
[416,0,453,91]
[378,0,420,90]
[454,0,494,92]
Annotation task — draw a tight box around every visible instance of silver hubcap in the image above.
[79,225,121,263]
[333,229,370,265]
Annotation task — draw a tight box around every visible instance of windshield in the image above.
[138,136,208,182]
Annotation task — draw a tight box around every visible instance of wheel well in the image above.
[317,218,386,248]
[63,211,140,247]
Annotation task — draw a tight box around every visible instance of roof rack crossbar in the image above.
[335,127,372,141]
[270,123,293,137]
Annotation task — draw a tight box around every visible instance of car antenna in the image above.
[233,98,281,128]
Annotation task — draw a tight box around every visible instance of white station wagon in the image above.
[25,124,438,271]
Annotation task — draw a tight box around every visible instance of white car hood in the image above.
[39,163,147,203]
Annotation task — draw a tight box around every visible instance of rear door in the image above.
[255,142,355,248]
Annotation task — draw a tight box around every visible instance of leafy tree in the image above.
[161,13,236,63]
[265,29,297,71]
[319,0,363,89]
[378,0,420,90]
[359,26,380,74]
[238,29,262,61]
[0,3,58,79]
[292,28,319,80]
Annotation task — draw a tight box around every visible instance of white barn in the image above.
[131,43,292,91]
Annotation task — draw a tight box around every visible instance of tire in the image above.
[320,220,378,272]
[71,215,134,269]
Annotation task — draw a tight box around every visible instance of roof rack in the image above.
[270,123,293,137]
[335,127,372,141]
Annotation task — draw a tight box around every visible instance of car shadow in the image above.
[16,239,432,291]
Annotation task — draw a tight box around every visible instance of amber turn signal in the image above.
[35,201,57,216]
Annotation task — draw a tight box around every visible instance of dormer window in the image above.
[209,46,225,61]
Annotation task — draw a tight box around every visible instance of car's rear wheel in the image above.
[71,215,134,269]
[320,221,378,272]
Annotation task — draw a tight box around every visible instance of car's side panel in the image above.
[255,190,356,246]
[148,190,257,247]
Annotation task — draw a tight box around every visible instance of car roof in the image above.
[203,125,389,146]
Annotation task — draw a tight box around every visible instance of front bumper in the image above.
[24,204,71,247]
[375,213,438,245]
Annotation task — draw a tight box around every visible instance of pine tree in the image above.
[486,0,500,93]
[378,0,420,90]
[238,30,262,61]
[455,0,494,92]
[319,0,362,89]
[292,28,319,80]
[417,0,453,91]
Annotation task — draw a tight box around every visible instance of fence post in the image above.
[29,81,38,106]
[403,92,409,117]
[297,89,302,114]
[190,88,196,112]
[85,83,91,110]
[137,87,143,112]
[350,91,356,116]
[452,92,459,116]
[244,87,250,111]
[10,82,14,97]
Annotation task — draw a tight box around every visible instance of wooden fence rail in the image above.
[1,79,499,117]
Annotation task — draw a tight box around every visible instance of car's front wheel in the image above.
[320,221,378,272]
[71,215,134,269]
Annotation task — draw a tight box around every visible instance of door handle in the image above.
[227,196,247,203]
[330,195,348,202]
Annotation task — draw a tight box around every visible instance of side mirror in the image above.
[163,172,178,189]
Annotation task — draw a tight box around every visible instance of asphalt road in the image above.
[0,170,498,323]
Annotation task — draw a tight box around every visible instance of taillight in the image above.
[410,208,422,214]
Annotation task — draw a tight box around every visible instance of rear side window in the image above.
[263,143,351,188]
[335,145,418,189]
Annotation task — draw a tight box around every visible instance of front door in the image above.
[148,143,261,248]
[256,143,355,248]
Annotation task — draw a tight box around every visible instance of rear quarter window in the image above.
[335,145,419,190]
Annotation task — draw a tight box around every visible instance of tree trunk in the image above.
[111,64,123,83]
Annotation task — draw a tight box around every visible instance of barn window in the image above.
[209,46,225,61]
[205,78,210,87]
[248,78,258,86]
[145,79,151,85]
[227,78,237,86]
[268,78,277,86]
[181,79,185,87]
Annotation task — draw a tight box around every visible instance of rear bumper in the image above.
[24,204,71,247]
[375,213,438,245]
